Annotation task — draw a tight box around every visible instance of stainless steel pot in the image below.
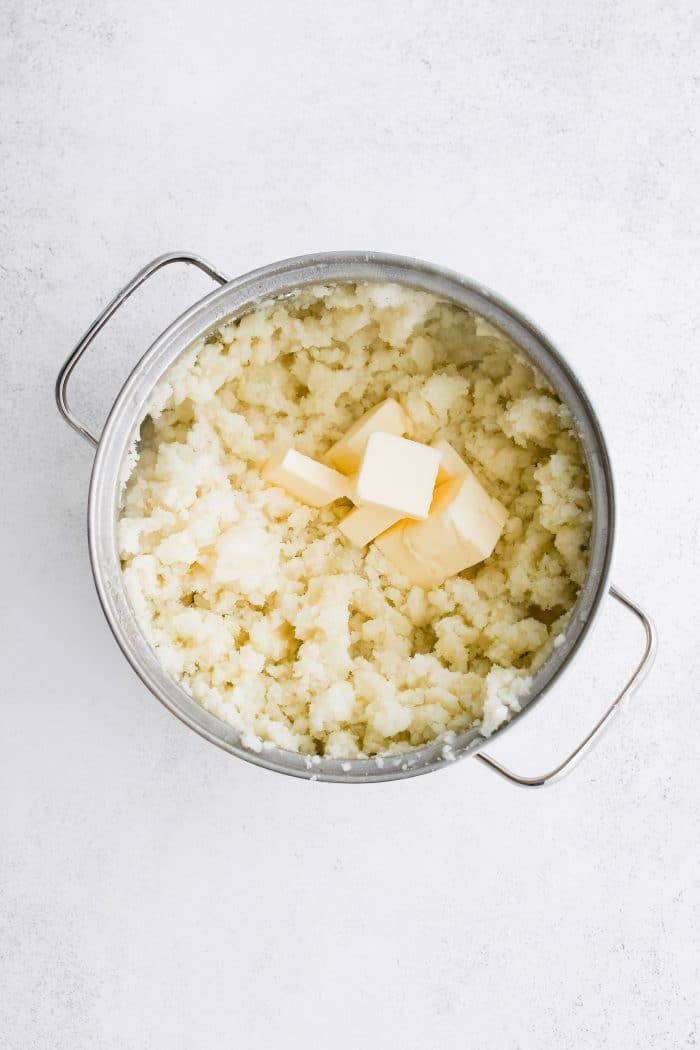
[56,251,656,786]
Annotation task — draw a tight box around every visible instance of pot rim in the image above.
[87,250,615,783]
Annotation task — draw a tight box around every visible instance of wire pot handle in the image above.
[55,252,228,448]
[476,585,657,787]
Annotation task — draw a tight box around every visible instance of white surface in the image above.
[1,1,698,1047]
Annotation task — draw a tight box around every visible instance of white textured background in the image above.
[1,1,698,1047]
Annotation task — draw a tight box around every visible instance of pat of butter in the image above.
[338,504,403,547]
[375,521,434,585]
[262,449,349,507]
[324,398,409,474]
[432,438,471,485]
[353,432,441,520]
[376,474,507,588]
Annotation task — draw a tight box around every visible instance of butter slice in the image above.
[324,398,408,474]
[376,474,507,588]
[338,505,403,547]
[375,522,434,585]
[353,432,441,519]
[262,449,349,507]
[432,438,471,485]
[404,475,507,585]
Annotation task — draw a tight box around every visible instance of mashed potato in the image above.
[119,283,591,757]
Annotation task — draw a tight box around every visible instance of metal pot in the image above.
[56,251,656,786]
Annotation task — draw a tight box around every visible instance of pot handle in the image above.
[55,252,228,448]
[475,585,657,787]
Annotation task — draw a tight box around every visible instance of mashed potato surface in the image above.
[119,283,591,757]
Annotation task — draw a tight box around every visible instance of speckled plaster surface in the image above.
[1,1,698,1047]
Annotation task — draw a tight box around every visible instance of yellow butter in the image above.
[376,473,507,588]
[262,449,349,507]
[338,504,403,547]
[374,521,437,587]
[432,438,471,485]
[404,475,507,586]
[324,398,408,474]
[353,432,440,520]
